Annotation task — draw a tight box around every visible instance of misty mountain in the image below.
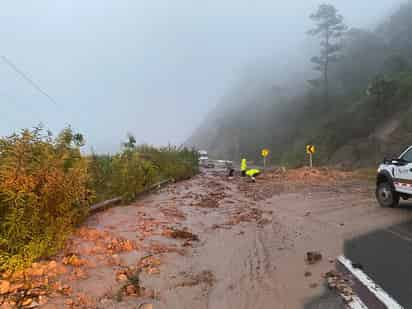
[188,1,412,167]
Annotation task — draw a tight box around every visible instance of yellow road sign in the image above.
[306,145,316,154]
[261,148,270,157]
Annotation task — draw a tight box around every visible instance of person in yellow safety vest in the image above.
[241,158,247,177]
[246,168,261,182]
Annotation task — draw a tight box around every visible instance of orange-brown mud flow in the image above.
[2,167,412,309]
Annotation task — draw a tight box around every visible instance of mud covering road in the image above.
[3,167,412,308]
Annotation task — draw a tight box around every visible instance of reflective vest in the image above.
[241,158,247,171]
[246,169,260,177]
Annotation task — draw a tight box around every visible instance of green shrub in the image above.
[88,140,199,202]
[87,154,114,202]
[0,127,91,271]
[109,150,159,202]
[0,128,198,272]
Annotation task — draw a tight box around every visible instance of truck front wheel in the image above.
[376,182,399,208]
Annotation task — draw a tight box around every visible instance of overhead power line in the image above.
[1,55,57,105]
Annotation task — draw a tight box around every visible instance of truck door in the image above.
[394,148,412,194]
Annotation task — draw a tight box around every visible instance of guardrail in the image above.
[89,178,173,214]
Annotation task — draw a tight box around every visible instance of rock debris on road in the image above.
[2,167,412,309]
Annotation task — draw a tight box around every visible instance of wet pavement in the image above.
[343,206,412,308]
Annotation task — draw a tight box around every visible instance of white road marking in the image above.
[338,255,404,309]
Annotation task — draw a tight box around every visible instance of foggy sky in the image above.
[0,0,402,152]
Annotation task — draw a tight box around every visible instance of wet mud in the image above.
[3,167,412,308]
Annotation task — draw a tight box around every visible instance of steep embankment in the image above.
[188,1,412,167]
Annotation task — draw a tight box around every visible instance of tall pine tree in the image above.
[308,4,347,104]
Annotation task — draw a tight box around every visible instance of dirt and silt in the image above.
[3,167,412,308]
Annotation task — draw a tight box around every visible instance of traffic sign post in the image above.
[261,148,270,170]
[306,145,316,168]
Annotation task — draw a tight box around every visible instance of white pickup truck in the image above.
[376,145,412,207]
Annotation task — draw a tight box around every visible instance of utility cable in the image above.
[1,55,57,105]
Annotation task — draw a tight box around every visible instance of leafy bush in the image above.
[88,140,198,202]
[0,128,198,271]
[135,144,199,181]
[0,127,91,271]
[109,150,159,202]
[87,153,114,202]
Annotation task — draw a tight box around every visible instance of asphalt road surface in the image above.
[307,201,412,308]
[343,206,412,308]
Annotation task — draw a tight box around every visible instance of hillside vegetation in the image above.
[188,1,412,168]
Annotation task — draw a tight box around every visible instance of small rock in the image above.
[1,272,11,280]
[9,282,24,293]
[100,298,111,305]
[111,254,121,265]
[64,299,74,306]
[21,298,33,307]
[28,288,47,296]
[337,283,345,290]
[1,300,17,309]
[147,267,160,275]
[26,300,40,308]
[62,255,86,267]
[11,271,24,280]
[309,283,318,288]
[47,261,57,271]
[304,271,312,277]
[125,285,137,296]
[139,303,153,309]
[325,270,339,278]
[306,251,322,264]
[61,284,72,295]
[38,296,48,305]
[116,274,128,282]
[182,240,192,247]
[343,287,353,295]
[0,280,10,294]
[27,267,44,277]
[169,229,199,241]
